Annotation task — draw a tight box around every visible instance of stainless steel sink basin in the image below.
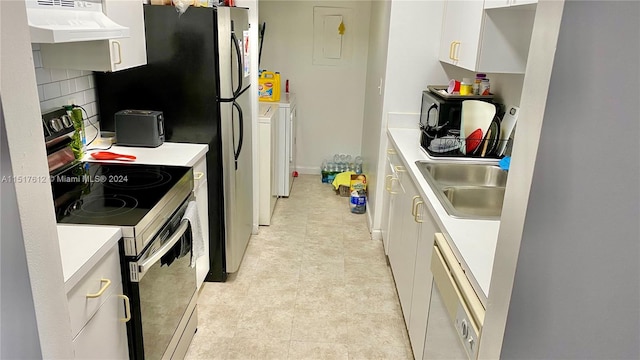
[415,161,508,219]
[442,187,505,219]
[416,162,507,187]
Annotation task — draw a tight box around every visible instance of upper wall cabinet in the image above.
[439,1,536,74]
[39,0,147,72]
[484,0,537,9]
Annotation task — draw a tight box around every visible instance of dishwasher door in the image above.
[423,233,485,360]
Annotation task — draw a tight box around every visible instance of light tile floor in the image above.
[185,175,414,359]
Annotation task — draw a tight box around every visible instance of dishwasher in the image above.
[423,233,485,359]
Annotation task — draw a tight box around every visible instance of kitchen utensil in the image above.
[482,116,501,156]
[447,79,461,94]
[497,105,519,156]
[90,151,137,161]
[460,100,496,154]
[499,156,511,171]
[465,128,483,154]
[480,128,491,157]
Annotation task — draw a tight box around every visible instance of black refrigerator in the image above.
[95,4,253,282]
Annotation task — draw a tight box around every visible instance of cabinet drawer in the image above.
[193,156,207,190]
[72,292,129,359]
[67,246,122,338]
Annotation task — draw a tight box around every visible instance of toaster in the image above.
[114,110,165,148]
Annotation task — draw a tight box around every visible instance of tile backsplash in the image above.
[32,43,99,127]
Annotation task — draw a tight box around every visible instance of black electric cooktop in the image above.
[52,162,192,227]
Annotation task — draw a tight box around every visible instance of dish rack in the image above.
[420,128,511,159]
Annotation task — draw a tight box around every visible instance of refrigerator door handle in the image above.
[231,32,243,97]
[232,101,244,170]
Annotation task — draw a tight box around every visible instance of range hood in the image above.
[26,0,130,43]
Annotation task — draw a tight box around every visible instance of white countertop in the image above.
[58,225,122,293]
[83,142,208,167]
[388,128,500,303]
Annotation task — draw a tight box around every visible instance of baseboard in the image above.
[295,166,320,175]
[370,228,382,241]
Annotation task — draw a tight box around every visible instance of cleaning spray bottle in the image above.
[65,105,86,160]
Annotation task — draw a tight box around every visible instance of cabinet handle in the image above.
[387,176,399,195]
[112,41,122,66]
[194,172,205,180]
[394,165,406,173]
[410,195,420,216]
[414,200,425,223]
[384,175,393,192]
[386,148,396,155]
[453,41,461,61]
[86,278,111,298]
[118,294,131,323]
[449,41,455,60]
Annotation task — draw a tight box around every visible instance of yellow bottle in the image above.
[258,71,281,102]
[460,77,473,96]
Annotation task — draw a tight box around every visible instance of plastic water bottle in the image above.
[354,156,363,174]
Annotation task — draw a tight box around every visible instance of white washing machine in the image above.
[258,103,279,225]
[276,93,297,197]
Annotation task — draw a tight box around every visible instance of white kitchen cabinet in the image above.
[383,137,440,358]
[193,155,210,289]
[485,0,537,9]
[67,245,129,359]
[439,0,484,72]
[72,292,129,359]
[408,202,437,359]
[381,146,403,255]
[388,169,425,325]
[439,0,536,73]
[40,0,146,72]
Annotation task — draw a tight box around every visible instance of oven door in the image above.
[423,233,484,360]
[124,198,198,360]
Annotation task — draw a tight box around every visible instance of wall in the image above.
[32,44,99,125]
[499,0,640,358]
[1,102,42,359]
[258,0,372,173]
[367,0,449,233]
[479,1,566,356]
[1,0,74,357]
[359,0,391,230]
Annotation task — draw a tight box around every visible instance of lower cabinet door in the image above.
[72,292,129,359]
[408,208,437,359]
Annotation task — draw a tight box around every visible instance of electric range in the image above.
[51,161,193,256]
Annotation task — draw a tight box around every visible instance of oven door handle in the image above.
[133,219,190,282]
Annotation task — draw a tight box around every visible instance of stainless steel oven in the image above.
[51,161,199,360]
[423,233,485,360]
[124,197,198,360]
